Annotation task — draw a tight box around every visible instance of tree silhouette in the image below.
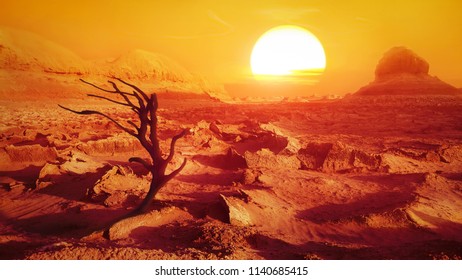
[60,78,188,218]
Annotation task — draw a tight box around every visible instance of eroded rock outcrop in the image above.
[3,144,58,163]
[297,142,382,173]
[76,135,143,156]
[87,165,150,207]
[259,123,301,154]
[405,173,462,240]
[375,47,429,78]
[244,148,301,170]
[35,151,105,189]
[353,46,460,96]
[219,194,253,226]
[108,206,192,240]
[186,120,229,152]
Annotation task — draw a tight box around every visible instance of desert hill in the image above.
[353,46,460,97]
[0,26,88,74]
[0,26,226,100]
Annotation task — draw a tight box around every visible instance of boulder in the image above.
[223,147,247,169]
[35,163,62,189]
[191,147,246,170]
[108,206,190,240]
[219,194,253,226]
[438,144,462,163]
[4,144,57,162]
[240,168,262,185]
[298,143,333,170]
[35,151,106,189]
[244,148,301,170]
[298,142,382,173]
[260,123,301,154]
[209,121,222,137]
[321,142,354,172]
[88,165,150,205]
[186,120,228,152]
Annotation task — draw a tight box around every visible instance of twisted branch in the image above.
[87,94,132,107]
[165,158,188,181]
[165,129,188,163]
[113,77,150,102]
[58,105,137,137]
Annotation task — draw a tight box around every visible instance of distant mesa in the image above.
[354,46,460,97]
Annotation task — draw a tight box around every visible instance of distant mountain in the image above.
[353,47,460,97]
[102,49,225,96]
[0,26,227,100]
[105,49,194,81]
[0,26,88,74]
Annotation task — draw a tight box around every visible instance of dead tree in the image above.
[60,78,187,217]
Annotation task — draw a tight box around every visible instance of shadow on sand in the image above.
[297,190,416,224]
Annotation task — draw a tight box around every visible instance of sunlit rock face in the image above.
[354,46,460,96]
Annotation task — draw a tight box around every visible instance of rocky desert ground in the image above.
[1,91,462,260]
[1,27,462,260]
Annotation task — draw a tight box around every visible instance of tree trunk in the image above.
[132,175,165,215]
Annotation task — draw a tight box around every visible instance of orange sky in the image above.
[2,0,462,97]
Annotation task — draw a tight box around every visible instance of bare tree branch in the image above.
[80,79,124,94]
[136,108,154,158]
[165,129,188,163]
[127,120,139,131]
[134,91,147,110]
[81,79,143,112]
[87,94,132,107]
[107,80,139,109]
[114,77,150,102]
[165,158,188,181]
[149,95,161,158]
[58,105,137,137]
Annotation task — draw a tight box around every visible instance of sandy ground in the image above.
[1,95,462,260]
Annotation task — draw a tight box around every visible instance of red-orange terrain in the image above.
[1,27,462,259]
[1,93,462,260]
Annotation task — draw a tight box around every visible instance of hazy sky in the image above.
[2,0,462,97]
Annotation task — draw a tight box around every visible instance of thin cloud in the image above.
[259,7,321,21]
[355,17,369,22]
[207,10,233,30]
[165,10,234,40]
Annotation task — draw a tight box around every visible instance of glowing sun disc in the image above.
[251,25,326,77]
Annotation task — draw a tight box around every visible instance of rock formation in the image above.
[375,47,429,78]
[354,46,460,96]
[0,26,227,100]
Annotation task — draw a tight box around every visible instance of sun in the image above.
[250,25,326,78]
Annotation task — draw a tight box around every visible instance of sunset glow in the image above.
[1,0,462,266]
[250,25,326,77]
